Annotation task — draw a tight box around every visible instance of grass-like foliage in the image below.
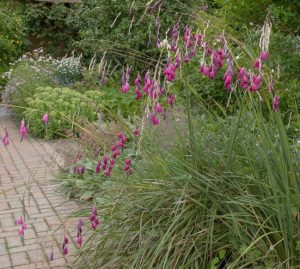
[66,97,300,268]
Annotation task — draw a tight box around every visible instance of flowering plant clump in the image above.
[53,54,83,86]
[117,6,278,132]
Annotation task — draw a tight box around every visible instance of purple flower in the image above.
[134,87,143,100]
[121,82,130,93]
[167,94,175,107]
[273,96,279,111]
[90,206,101,230]
[150,113,160,126]
[253,58,262,70]
[133,128,139,137]
[2,130,9,147]
[134,74,141,85]
[154,103,163,113]
[164,63,176,81]
[16,217,27,237]
[77,234,83,247]
[63,246,68,255]
[42,113,49,124]
[260,51,269,61]
[19,119,27,142]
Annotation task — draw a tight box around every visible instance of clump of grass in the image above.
[69,97,300,268]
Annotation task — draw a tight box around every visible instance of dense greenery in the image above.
[0,1,28,72]
[62,99,300,268]
[24,87,102,139]
[68,0,197,67]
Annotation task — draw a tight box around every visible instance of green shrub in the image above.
[1,50,58,115]
[67,0,197,68]
[0,1,28,73]
[24,87,102,139]
[73,71,143,118]
[24,2,78,56]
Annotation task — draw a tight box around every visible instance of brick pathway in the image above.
[0,108,78,269]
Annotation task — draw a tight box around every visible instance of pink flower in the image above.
[103,156,109,163]
[150,113,160,126]
[90,207,101,230]
[253,75,262,86]
[164,64,176,81]
[273,96,279,111]
[238,67,245,79]
[133,128,139,137]
[134,74,141,85]
[250,82,259,92]
[217,48,225,59]
[77,218,84,229]
[63,246,68,255]
[224,75,232,90]
[200,64,210,77]
[268,83,274,93]
[260,51,269,61]
[154,103,163,113]
[167,94,175,107]
[42,113,49,124]
[2,130,9,147]
[104,169,111,177]
[135,87,143,100]
[18,225,25,236]
[125,159,132,165]
[184,54,190,63]
[77,234,83,247]
[121,82,130,93]
[16,217,27,237]
[64,236,69,244]
[16,217,24,225]
[92,206,97,215]
[95,163,101,174]
[110,159,115,166]
[253,58,262,70]
[209,68,217,80]
[117,133,126,143]
[175,55,181,68]
[124,164,130,171]
[19,119,27,142]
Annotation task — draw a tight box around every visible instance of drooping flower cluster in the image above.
[95,133,127,177]
[144,7,278,110]
[122,70,177,126]
[121,66,132,93]
[273,96,280,112]
[19,119,27,142]
[89,206,101,230]
[133,127,140,136]
[62,236,69,255]
[73,154,86,175]
[16,217,27,237]
[124,158,133,175]
[76,218,84,247]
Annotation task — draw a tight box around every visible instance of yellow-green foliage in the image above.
[24,87,102,139]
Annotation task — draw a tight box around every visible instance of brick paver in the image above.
[0,108,78,268]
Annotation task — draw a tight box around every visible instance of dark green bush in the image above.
[67,0,197,68]
[0,1,28,72]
